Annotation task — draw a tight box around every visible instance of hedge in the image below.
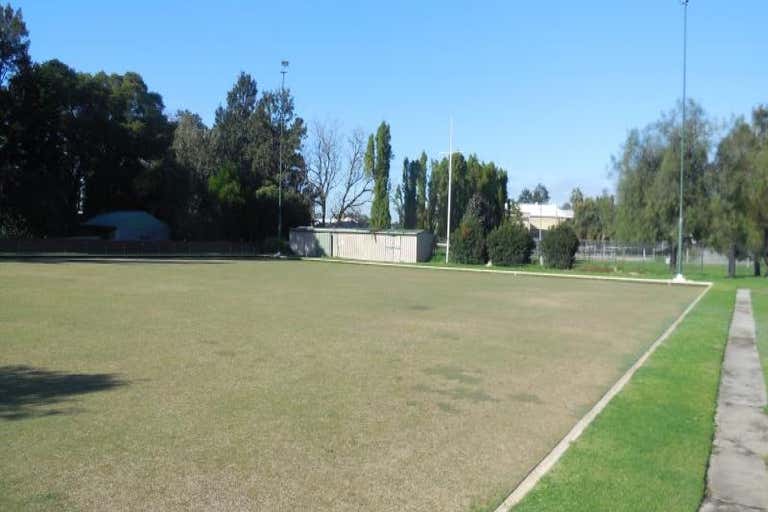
[487,221,535,266]
[450,211,486,264]
[540,223,580,269]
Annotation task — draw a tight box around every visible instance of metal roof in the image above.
[291,226,429,236]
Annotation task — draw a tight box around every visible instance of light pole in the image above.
[446,118,453,264]
[674,1,689,282]
[278,60,289,246]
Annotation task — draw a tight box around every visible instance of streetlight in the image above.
[674,1,689,283]
[277,60,289,247]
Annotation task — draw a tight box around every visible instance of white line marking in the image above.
[301,257,712,288]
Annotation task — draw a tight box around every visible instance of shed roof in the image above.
[291,226,429,236]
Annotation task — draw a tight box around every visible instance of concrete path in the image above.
[700,289,768,512]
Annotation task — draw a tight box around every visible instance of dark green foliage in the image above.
[368,122,392,229]
[450,210,486,264]
[487,221,535,266]
[540,223,580,269]
[571,187,616,242]
[416,151,428,229]
[395,155,426,229]
[427,152,508,239]
[518,183,549,204]
[0,3,29,85]
[614,100,711,253]
[0,7,312,243]
[0,58,174,236]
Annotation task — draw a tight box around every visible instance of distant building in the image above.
[517,203,574,234]
[80,211,170,241]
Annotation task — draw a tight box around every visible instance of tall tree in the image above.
[572,190,616,242]
[306,119,341,225]
[614,100,712,268]
[416,151,428,229]
[207,72,310,240]
[332,128,371,223]
[746,106,768,275]
[467,154,508,230]
[517,183,549,203]
[397,157,418,228]
[368,121,392,229]
[169,110,215,238]
[427,152,470,238]
[708,119,755,276]
[0,3,29,86]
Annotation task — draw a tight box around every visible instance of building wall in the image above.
[334,232,416,263]
[289,229,433,263]
[523,216,568,231]
[289,230,332,257]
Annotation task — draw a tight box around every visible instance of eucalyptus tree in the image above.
[614,100,712,268]
[707,120,756,276]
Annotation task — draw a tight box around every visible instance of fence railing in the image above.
[0,239,261,257]
[574,240,753,267]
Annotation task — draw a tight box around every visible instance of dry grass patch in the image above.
[0,260,700,511]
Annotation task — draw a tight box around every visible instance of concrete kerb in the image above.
[302,256,713,511]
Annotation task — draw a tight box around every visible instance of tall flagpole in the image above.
[445,118,453,264]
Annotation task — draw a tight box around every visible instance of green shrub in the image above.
[540,223,580,269]
[487,221,535,266]
[450,211,486,264]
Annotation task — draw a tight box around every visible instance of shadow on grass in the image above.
[0,365,127,421]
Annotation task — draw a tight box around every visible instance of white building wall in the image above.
[289,228,432,263]
[334,232,419,263]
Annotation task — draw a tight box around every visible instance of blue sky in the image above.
[15,0,768,205]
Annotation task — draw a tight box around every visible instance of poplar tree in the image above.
[368,121,392,229]
[416,151,428,229]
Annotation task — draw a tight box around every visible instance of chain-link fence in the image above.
[575,240,754,268]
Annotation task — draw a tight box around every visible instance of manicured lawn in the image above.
[753,280,768,414]
[0,260,700,511]
[508,269,768,512]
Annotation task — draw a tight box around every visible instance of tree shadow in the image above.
[0,365,127,421]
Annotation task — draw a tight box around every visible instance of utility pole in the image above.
[445,117,453,264]
[278,60,289,246]
[674,1,689,282]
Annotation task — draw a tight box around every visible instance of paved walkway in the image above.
[700,289,768,512]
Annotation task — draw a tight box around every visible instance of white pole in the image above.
[446,117,453,264]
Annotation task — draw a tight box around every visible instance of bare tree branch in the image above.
[333,128,373,223]
[306,119,341,225]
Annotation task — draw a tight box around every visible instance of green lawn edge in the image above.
[479,271,767,512]
[753,283,768,416]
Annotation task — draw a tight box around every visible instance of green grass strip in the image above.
[509,279,752,512]
[753,282,768,415]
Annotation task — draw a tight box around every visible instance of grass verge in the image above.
[499,273,768,512]
[752,281,768,415]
